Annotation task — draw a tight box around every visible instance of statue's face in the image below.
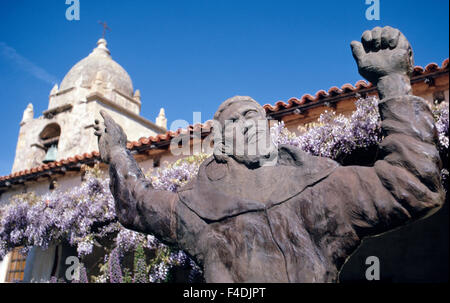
[216,100,277,167]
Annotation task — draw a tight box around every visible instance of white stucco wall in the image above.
[11,96,161,174]
[0,173,83,206]
[0,254,11,282]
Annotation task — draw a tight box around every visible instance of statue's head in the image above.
[212,96,277,168]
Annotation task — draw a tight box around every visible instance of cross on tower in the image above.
[98,21,111,38]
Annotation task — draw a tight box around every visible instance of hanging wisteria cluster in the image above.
[432,101,449,184]
[0,162,205,283]
[271,96,382,159]
[433,101,449,152]
[0,173,115,257]
[0,97,448,283]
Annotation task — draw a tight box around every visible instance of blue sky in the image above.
[0,0,448,175]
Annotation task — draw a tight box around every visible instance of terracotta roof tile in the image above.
[327,86,343,95]
[264,59,448,113]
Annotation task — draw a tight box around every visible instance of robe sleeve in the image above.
[108,148,180,245]
[326,94,445,238]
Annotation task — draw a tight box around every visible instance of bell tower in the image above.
[11,37,167,173]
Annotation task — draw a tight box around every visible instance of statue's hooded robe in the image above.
[177,145,340,282]
[107,95,443,282]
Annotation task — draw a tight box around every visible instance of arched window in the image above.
[39,123,61,163]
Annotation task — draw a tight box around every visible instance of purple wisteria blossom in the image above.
[108,248,123,283]
[272,96,381,160]
[433,101,449,152]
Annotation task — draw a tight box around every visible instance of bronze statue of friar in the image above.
[94,27,445,282]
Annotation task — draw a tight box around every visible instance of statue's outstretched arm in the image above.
[95,111,179,245]
[322,27,445,237]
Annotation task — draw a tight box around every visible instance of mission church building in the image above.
[0,34,448,282]
[0,37,169,282]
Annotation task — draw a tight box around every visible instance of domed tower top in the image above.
[48,37,142,115]
[58,38,134,98]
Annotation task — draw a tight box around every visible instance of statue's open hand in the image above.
[351,26,414,84]
[94,110,127,163]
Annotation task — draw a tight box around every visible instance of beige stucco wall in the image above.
[88,100,159,143]
[0,254,10,283]
[11,96,161,174]
[49,85,140,116]
[0,173,82,207]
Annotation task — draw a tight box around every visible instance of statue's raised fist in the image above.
[350,26,414,85]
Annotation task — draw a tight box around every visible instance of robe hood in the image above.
[178,145,339,221]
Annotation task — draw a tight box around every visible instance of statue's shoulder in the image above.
[276,145,340,189]
[277,144,339,170]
